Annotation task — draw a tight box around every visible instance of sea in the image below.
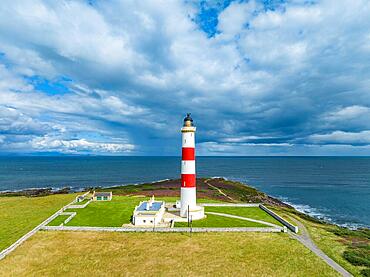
[0,156,369,228]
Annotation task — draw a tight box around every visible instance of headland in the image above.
[0,177,368,276]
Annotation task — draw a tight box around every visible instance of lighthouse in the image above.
[180,113,205,219]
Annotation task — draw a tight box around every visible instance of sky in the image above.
[0,0,370,156]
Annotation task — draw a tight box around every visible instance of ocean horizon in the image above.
[0,156,369,229]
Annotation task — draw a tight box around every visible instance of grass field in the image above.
[0,194,77,251]
[205,206,284,226]
[0,231,339,277]
[175,213,269,227]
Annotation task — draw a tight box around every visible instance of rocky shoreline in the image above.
[0,187,72,197]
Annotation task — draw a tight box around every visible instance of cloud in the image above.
[30,136,134,154]
[0,0,369,155]
[321,106,370,130]
[308,130,370,145]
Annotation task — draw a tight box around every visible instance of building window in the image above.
[150,220,153,223]
[103,196,107,200]
[97,196,101,201]
[143,220,146,223]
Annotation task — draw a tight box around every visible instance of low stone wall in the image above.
[61,212,77,225]
[68,199,92,209]
[42,225,282,233]
[200,203,260,207]
[259,204,298,233]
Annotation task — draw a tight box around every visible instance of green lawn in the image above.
[65,196,191,227]
[65,196,282,228]
[47,215,71,226]
[175,213,269,227]
[65,195,180,227]
[205,206,284,226]
[65,196,141,227]
[0,194,77,251]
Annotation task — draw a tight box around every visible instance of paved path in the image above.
[206,212,282,228]
[205,178,235,201]
[288,217,352,277]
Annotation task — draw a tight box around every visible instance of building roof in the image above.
[136,201,163,212]
[94,191,112,197]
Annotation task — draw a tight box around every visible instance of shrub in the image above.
[333,227,370,240]
[361,268,370,277]
[343,245,370,267]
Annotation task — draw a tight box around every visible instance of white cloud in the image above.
[309,130,370,145]
[218,1,260,39]
[325,105,370,121]
[30,136,134,154]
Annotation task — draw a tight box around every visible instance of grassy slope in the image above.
[305,221,367,276]
[205,206,284,226]
[300,219,369,276]
[271,207,369,277]
[0,231,339,277]
[0,194,77,251]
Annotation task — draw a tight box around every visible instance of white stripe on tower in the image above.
[181,160,195,174]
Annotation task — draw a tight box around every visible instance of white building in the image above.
[132,196,165,226]
[76,195,85,202]
[92,191,112,201]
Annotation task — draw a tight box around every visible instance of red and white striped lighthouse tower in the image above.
[180,113,204,219]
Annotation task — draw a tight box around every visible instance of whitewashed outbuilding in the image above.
[92,191,112,201]
[132,196,165,226]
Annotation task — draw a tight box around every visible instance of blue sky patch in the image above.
[25,75,72,95]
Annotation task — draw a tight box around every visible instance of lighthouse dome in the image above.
[183,113,193,127]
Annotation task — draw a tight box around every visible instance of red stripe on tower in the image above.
[182,147,195,161]
[181,174,196,187]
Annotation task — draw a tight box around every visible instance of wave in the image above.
[215,176,369,229]
[278,196,368,229]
